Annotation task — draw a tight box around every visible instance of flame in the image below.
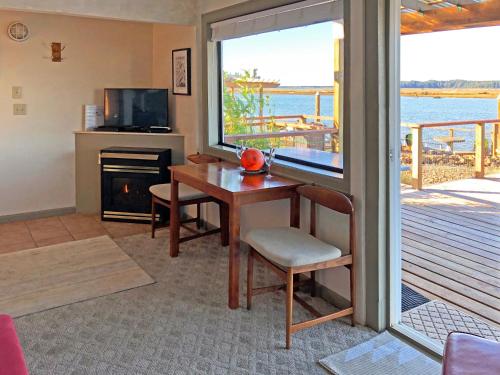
[123,184,129,194]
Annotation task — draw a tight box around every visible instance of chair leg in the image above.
[151,199,156,239]
[196,203,202,229]
[247,248,254,310]
[286,268,294,349]
[310,271,316,297]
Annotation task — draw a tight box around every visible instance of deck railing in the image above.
[406,119,500,190]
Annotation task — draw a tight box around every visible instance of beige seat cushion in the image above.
[149,183,208,201]
[244,227,342,267]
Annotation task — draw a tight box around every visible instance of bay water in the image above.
[263,94,497,151]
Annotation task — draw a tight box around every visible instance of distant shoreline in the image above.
[264,87,500,99]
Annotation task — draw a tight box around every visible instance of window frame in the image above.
[201,0,351,193]
[216,21,344,174]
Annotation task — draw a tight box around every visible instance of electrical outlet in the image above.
[12,86,22,99]
[13,103,27,116]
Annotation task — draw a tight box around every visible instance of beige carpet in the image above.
[0,235,154,317]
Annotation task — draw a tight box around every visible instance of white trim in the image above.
[390,323,444,357]
[210,0,343,41]
[388,0,402,327]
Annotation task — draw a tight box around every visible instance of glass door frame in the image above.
[386,0,444,356]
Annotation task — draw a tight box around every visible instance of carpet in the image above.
[0,236,154,318]
[14,231,375,374]
[320,331,441,375]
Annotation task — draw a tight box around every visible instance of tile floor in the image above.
[0,214,150,254]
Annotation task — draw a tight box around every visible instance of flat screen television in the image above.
[102,88,169,132]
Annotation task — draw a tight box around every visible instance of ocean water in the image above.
[261,95,498,151]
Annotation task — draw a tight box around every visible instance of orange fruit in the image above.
[240,148,265,171]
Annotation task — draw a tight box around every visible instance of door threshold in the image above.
[389,323,444,360]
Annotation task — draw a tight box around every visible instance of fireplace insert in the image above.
[100,147,171,223]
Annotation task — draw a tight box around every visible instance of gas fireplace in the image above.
[100,147,171,223]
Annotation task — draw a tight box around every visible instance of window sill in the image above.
[206,144,349,192]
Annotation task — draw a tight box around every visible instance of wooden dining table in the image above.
[169,161,303,309]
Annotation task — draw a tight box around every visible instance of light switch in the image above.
[12,86,22,99]
[13,103,27,115]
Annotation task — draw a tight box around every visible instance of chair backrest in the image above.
[297,185,355,255]
[186,153,220,164]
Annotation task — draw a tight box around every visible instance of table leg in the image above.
[290,192,300,228]
[219,202,229,247]
[228,202,241,309]
[169,177,180,257]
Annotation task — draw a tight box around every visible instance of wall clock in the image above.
[7,22,30,42]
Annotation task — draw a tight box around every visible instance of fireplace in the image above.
[100,147,171,223]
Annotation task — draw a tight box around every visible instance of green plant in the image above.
[223,70,281,149]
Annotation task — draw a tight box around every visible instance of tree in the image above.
[223,70,281,149]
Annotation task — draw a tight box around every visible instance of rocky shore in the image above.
[401,151,500,186]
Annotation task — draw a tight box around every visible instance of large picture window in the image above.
[211,0,344,173]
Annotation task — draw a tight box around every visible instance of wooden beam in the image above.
[402,0,500,35]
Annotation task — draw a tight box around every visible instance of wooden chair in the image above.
[150,154,229,246]
[245,185,355,349]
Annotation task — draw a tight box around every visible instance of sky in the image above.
[222,22,335,86]
[222,23,500,86]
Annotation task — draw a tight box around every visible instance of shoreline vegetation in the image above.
[263,87,500,99]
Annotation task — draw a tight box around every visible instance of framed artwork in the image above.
[172,48,191,95]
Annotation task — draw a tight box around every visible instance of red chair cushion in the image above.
[442,332,500,375]
[0,315,29,375]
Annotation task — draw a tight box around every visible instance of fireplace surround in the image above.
[100,147,171,223]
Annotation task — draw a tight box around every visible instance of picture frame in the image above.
[172,48,191,95]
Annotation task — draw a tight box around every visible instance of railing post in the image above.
[475,122,485,178]
[493,123,499,158]
[411,126,423,190]
[448,128,454,153]
[493,96,500,157]
[314,91,321,123]
[258,86,264,118]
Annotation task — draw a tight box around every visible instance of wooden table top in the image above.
[169,161,302,195]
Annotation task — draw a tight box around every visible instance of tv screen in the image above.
[104,89,168,128]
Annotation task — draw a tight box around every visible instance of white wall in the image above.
[0,0,198,24]
[0,11,154,216]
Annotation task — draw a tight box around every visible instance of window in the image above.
[210,0,344,174]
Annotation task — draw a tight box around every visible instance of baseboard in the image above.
[315,282,351,310]
[0,207,76,223]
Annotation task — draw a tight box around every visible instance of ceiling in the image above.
[401,0,500,35]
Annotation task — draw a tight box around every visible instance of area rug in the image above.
[0,235,154,317]
[319,331,440,375]
[14,231,375,374]
[402,301,500,344]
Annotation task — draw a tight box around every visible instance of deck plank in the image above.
[401,175,500,327]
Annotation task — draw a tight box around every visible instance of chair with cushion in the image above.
[150,153,229,246]
[245,185,355,349]
[442,332,500,375]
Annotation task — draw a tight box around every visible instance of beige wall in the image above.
[153,24,198,156]
[0,0,198,24]
[198,0,368,322]
[0,11,153,216]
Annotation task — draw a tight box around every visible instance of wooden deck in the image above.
[401,174,500,327]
